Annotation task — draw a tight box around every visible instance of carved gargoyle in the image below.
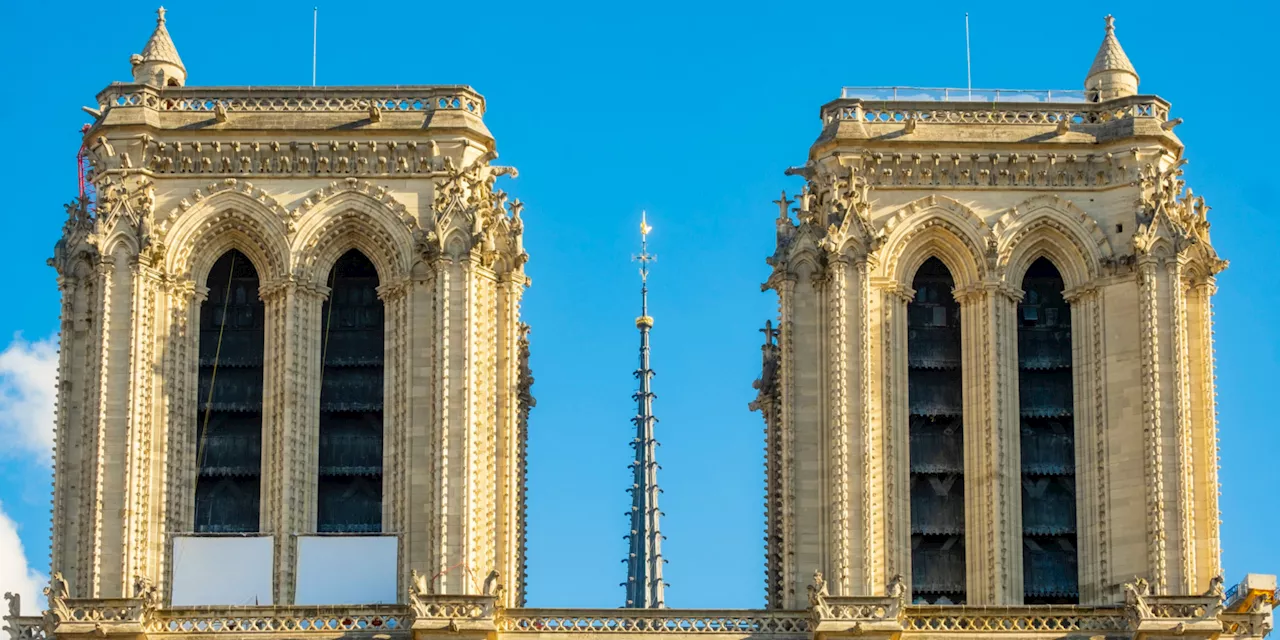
[3,592,23,640]
[42,572,71,635]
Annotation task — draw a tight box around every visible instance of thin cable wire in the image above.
[193,252,239,507]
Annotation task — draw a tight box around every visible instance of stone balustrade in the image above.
[95,84,486,117]
[3,599,1271,640]
[498,609,811,635]
[819,94,1170,126]
[147,605,410,635]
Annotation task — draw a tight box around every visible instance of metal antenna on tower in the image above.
[312,7,318,86]
[965,13,973,99]
[623,211,667,609]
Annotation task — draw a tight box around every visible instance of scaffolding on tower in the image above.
[77,124,96,215]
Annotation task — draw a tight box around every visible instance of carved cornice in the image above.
[145,139,469,179]
[852,149,1141,191]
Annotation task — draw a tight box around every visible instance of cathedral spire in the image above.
[624,211,666,608]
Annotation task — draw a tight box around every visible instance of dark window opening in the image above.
[317,250,384,533]
[194,249,263,533]
[907,257,966,604]
[1019,258,1079,604]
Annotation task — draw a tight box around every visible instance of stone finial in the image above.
[130,7,186,87]
[1084,14,1139,101]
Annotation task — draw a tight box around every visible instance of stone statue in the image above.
[1123,577,1153,620]
[482,570,500,596]
[133,574,161,614]
[410,569,429,596]
[806,570,830,614]
[1205,574,1225,599]
[42,572,71,634]
[887,574,906,602]
[407,570,429,618]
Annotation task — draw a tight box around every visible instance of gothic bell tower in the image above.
[755,16,1227,609]
[47,8,532,606]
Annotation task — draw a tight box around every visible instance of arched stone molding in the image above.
[995,195,1113,290]
[293,178,415,229]
[162,179,291,229]
[878,195,992,289]
[92,212,142,262]
[292,184,417,288]
[161,189,292,287]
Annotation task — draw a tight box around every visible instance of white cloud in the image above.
[0,334,58,462]
[0,334,56,614]
[0,502,46,615]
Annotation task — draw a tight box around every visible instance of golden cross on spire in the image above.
[634,211,656,282]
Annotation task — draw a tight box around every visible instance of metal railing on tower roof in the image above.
[841,86,1088,103]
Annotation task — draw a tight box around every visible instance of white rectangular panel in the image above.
[295,535,398,605]
[171,536,274,606]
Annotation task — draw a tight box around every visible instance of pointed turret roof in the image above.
[137,7,185,71]
[1086,15,1137,82]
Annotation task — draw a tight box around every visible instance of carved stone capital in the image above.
[1062,283,1101,304]
[376,278,412,301]
[872,278,914,304]
[952,280,1021,305]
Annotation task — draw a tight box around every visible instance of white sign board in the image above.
[295,535,398,605]
[171,536,274,606]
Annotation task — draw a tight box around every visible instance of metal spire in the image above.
[624,211,666,608]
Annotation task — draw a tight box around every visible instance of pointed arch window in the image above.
[194,249,264,533]
[907,257,966,604]
[1018,258,1079,603]
[317,250,384,533]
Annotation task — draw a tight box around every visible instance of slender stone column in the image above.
[1168,258,1196,595]
[991,282,1023,604]
[854,256,882,594]
[161,282,201,603]
[494,273,525,606]
[263,279,326,604]
[1063,285,1109,604]
[379,279,411,600]
[122,262,167,587]
[1136,256,1169,592]
[875,278,912,596]
[1186,278,1221,586]
[825,256,852,594]
[954,281,1021,605]
[405,259,441,596]
[94,251,136,597]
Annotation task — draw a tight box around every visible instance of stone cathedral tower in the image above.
[754,15,1233,610]
[4,10,1274,640]
[46,9,532,606]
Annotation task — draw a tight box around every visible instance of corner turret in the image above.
[1085,15,1139,101]
[130,7,186,87]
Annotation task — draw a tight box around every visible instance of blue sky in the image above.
[0,0,1276,611]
